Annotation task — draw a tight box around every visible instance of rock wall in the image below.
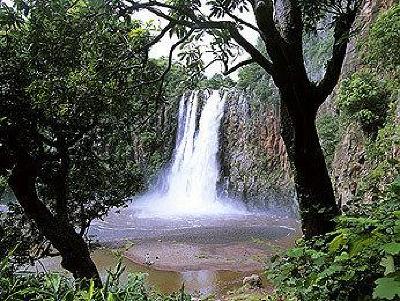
[218,0,397,211]
[327,0,398,206]
[219,90,295,211]
[331,123,368,206]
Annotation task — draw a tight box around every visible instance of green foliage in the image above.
[355,111,400,200]
[0,0,173,263]
[0,254,191,301]
[198,73,236,90]
[237,63,278,105]
[316,114,339,168]
[337,71,391,135]
[267,178,400,300]
[364,3,400,74]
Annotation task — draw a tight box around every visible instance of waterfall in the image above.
[136,90,245,216]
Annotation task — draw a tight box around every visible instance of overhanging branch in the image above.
[124,0,274,75]
[223,58,255,75]
[229,27,273,74]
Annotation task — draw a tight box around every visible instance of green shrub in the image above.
[357,115,400,199]
[199,73,236,90]
[337,71,391,135]
[364,3,400,74]
[316,114,339,168]
[0,256,191,301]
[266,178,400,301]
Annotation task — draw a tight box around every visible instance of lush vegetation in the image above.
[0,0,398,300]
[268,178,400,300]
[266,4,400,300]
[337,72,391,135]
[0,256,190,301]
[0,0,186,280]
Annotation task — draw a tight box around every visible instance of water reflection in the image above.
[29,249,250,297]
[182,270,216,296]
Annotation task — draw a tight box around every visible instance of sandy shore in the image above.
[124,241,271,272]
[91,212,301,273]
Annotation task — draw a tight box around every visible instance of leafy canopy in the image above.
[0,0,169,262]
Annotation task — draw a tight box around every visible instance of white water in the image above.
[135,90,245,217]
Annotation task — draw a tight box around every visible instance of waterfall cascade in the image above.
[136,90,245,216]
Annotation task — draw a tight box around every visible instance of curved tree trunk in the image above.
[8,151,101,286]
[280,91,340,239]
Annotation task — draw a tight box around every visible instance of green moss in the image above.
[337,71,391,135]
[316,114,339,169]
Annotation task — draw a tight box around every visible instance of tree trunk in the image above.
[280,91,340,239]
[8,152,101,286]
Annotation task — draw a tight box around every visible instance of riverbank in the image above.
[26,212,300,299]
[87,211,301,298]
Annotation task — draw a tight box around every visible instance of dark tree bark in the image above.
[252,0,356,238]
[279,89,339,238]
[7,148,101,286]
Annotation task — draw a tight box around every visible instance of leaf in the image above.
[383,242,400,255]
[381,255,395,276]
[329,233,347,253]
[349,235,376,257]
[107,293,116,301]
[373,277,400,300]
[88,279,95,299]
[286,247,304,258]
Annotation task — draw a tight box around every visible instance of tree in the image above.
[120,0,360,238]
[0,0,167,283]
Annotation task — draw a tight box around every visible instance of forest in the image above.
[0,0,399,300]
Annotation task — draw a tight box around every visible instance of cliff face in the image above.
[219,0,397,209]
[219,90,295,211]
[331,97,400,206]
[331,123,369,206]
[328,0,398,206]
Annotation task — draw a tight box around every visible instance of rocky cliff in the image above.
[219,90,295,211]
[327,0,399,206]
[218,0,398,210]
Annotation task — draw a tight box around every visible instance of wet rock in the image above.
[219,90,295,210]
[242,274,262,288]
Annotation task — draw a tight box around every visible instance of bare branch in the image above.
[229,27,273,74]
[142,22,173,50]
[223,58,255,75]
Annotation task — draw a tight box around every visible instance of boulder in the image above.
[242,274,262,288]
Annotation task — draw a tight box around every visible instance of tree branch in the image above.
[156,28,195,94]
[221,5,261,33]
[142,22,173,50]
[317,8,357,100]
[252,0,287,74]
[229,27,273,74]
[124,1,273,75]
[223,58,255,75]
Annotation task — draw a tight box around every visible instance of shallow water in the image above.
[85,208,300,297]
[31,248,259,297]
[90,205,298,244]
[27,207,299,298]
